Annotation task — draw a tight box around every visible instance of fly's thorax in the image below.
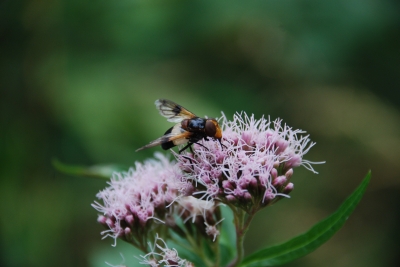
[181,117,222,139]
[181,119,189,130]
[182,117,206,132]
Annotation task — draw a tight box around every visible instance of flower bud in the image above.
[283,183,294,194]
[243,192,252,201]
[226,195,237,202]
[125,214,134,226]
[272,175,287,187]
[270,168,278,179]
[97,215,107,225]
[222,180,234,190]
[285,168,294,180]
[124,227,131,236]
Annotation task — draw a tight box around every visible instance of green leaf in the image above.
[240,171,371,267]
[52,158,128,180]
[219,205,237,266]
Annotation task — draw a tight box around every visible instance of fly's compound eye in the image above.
[205,120,217,137]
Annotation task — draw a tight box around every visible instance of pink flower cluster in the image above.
[176,112,322,211]
[92,110,323,260]
[92,153,184,245]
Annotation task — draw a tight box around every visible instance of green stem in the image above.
[236,209,246,264]
[176,224,215,267]
[226,207,257,267]
[212,234,221,267]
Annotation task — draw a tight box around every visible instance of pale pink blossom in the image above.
[92,153,184,245]
[175,112,324,212]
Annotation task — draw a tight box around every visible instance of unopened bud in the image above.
[124,227,131,236]
[226,195,237,202]
[125,214,134,226]
[106,218,115,228]
[285,168,293,179]
[97,215,107,225]
[272,175,287,187]
[270,168,278,179]
[283,182,294,194]
[243,192,252,201]
[249,177,258,190]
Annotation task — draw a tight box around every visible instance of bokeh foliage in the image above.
[1,0,399,266]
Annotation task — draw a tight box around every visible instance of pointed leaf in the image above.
[52,158,128,180]
[240,171,371,266]
[219,205,237,266]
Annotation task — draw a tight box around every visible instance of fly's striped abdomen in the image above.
[161,124,189,150]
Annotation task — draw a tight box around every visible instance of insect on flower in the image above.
[136,99,223,153]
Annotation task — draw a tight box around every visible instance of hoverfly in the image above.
[136,99,223,153]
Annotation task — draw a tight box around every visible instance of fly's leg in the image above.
[178,143,193,154]
[218,139,227,150]
[192,142,209,151]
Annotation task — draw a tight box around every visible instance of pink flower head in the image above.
[176,112,324,212]
[92,153,184,246]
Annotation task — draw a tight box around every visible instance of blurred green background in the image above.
[1,0,399,266]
